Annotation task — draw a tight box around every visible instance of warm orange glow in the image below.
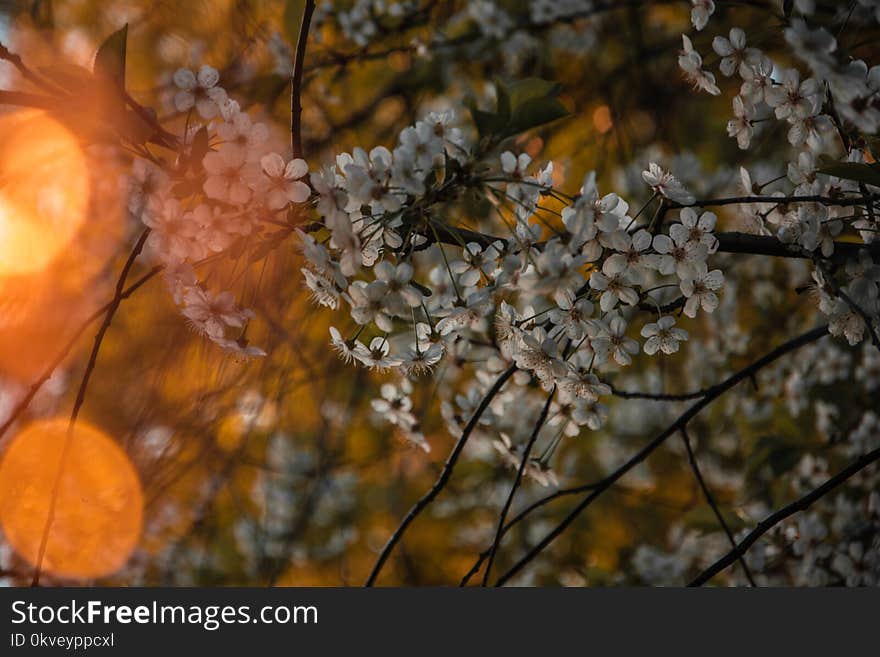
[0,109,89,276]
[593,104,614,134]
[0,419,143,580]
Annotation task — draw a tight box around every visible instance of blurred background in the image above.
[0,0,877,586]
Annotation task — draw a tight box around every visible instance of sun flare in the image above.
[0,109,89,276]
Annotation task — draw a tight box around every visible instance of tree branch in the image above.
[290,0,316,159]
[680,425,756,586]
[0,43,60,93]
[364,364,517,586]
[609,383,708,401]
[689,445,880,586]
[425,221,880,265]
[481,387,555,586]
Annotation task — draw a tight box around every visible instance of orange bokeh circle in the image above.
[0,418,143,580]
[0,109,89,276]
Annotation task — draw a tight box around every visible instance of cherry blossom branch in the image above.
[676,193,878,209]
[815,259,880,349]
[689,444,880,587]
[481,387,556,586]
[492,325,829,587]
[122,89,179,149]
[680,425,757,586]
[0,89,58,110]
[291,0,316,159]
[1,42,177,149]
[429,221,879,265]
[32,227,151,586]
[364,363,517,586]
[609,384,708,401]
[835,285,880,349]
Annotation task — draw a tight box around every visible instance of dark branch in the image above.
[481,387,555,586]
[609,384,708,401]
[680,426,756,586]
[689,445,880,586]
[291,0,317,159]
[425,221,879,266]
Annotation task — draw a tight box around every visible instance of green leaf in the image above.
[494,78,511,125]
[283,0,307,45]
[465,98,504,139]
[506,96,570,135]
[506,78,562,111]
[817,160,880,188]
[468,79,569,139]
[93,23,128,88]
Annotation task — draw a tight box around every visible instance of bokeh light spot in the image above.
[0,109,89,276]
[593,104,614,134]
[0,419,143,580]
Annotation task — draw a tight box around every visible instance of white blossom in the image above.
[173,65,227,119]
[641,316,689,355]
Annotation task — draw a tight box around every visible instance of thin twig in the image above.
[0,43,60,93]
[679,193,878,209]
[31,228,151,586]
[689,445,880,586]
[609,384,708,401]
[459,478,601,586]
[122,90,179,149]
[680,426,757,586]
[0,265,162,442]
[364,364,517,586]
[481,387,555,586]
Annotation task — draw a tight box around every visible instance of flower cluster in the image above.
[132,66,314,357]
[674,13,880,345]
[298,91,728,455]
